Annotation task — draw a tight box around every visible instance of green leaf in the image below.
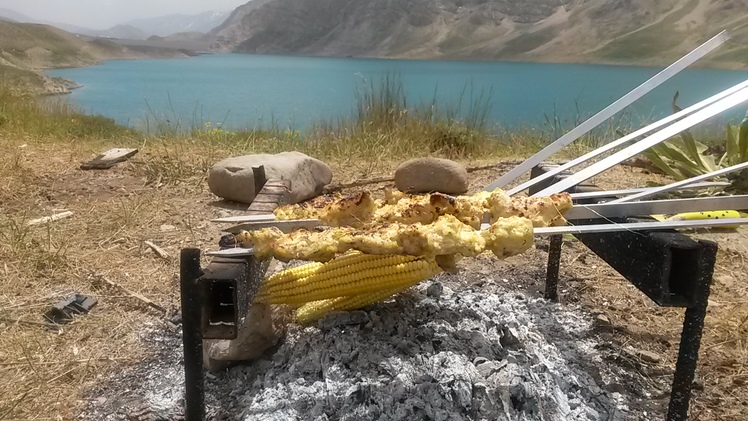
[671,91,683,113]
[740,111,748,162]
[724,124,739,166]
[642,149,687,179]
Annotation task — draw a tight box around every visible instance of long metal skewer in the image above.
[568,181,729,200]
[207,218,748,257]
[609,162,748,203]
[483,31,730,192]
[506,79,748,196]
[534,86,748,196]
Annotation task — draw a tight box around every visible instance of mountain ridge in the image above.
[213,0,748,69]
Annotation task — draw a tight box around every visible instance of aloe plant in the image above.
[642,92,748,180]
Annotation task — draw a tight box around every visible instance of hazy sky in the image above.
[0,0,248,29]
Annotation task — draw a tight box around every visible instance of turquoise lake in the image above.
[45,53,748,132]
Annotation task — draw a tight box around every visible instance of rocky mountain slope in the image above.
[213,0,748,68]
[0,20,192,94]
[125,11,231,37]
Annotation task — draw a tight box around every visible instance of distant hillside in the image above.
[214,0,748,69]
[126,11,231,37]
[0,20,193,94]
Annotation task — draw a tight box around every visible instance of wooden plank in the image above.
[80,148,138,170]
[245,178,290,216]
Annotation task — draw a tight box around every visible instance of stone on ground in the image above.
[395,157,469,194]
[208,152,332,204]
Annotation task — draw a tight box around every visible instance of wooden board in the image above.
[245,179,291,216]
[80,148,138,170]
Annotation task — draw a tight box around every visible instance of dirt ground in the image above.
[0,145,746,420]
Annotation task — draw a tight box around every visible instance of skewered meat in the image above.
[237,214,534,262]
[273,190,572,228]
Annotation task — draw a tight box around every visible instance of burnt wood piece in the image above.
[247,178,292,214]
[80,148,138,170]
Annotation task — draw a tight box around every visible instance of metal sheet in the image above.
[508,78,748,196]
[484,31,730,192]
[534,86,748,196]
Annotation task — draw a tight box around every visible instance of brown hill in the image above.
[213,0,748,69]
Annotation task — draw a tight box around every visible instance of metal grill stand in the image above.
[532,164,717,421]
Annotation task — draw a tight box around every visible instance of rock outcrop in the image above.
[208,151,333,204]
[395,157,468,195]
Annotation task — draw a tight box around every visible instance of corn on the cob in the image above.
[295,284,414,324]
[255,254,441,304]
[260,252,396,291]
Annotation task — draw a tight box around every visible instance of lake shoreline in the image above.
[45,53,748,133]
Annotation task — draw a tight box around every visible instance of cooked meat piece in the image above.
[488,191,572,227]
[274,189,572,229]
[481,216,534,258]
[239,214,535,262]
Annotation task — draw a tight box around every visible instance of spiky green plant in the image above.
[642,92,748,180]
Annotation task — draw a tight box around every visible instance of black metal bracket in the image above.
[199,255,268,340]
[529,163,717,421]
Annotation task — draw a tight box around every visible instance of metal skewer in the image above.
[207,218,747,257]
[506,79,748,196]
[568,181,729,200]
[608,162,748,203]
[484,31,730,192]
[534,86,748,196]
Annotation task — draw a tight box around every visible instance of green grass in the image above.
[0,72,626,188]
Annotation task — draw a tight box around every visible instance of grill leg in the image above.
[180,249,205,421]
[666,241,716,421]
[545,234,563,301]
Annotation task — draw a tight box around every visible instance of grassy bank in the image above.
[0,80,552,419]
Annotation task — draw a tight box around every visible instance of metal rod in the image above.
[666,240,717,421]
[207,218,748,257]
[563,195,748,220]
[180,248,205,421]
[609,161,748,203]
[569,182,729,200]
[484,31,730,192]
[535,87,748,196]
[507,78,748,196]
[213,182,731,226]
[544,235,563,301]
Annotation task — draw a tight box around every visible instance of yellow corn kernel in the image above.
[295,283,414,325]
[258,251,393,292]
[258,254,419,297]
[255,256,441,304]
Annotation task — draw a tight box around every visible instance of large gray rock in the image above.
[208,152,332,204]
[203,303,291,371]
[395,157,469,194]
